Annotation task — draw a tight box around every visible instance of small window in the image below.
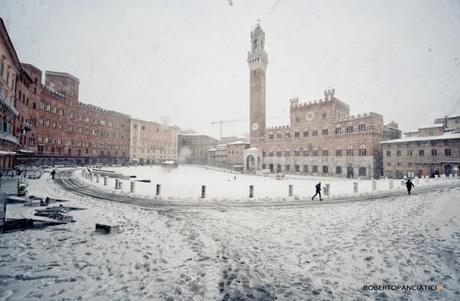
[346,148,353,156]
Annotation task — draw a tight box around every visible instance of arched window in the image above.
[359,167,366,177]
[322,165,329,174]
[303,165,309,173]
[346,146,353,156]
[312,165,318,173]
[359,145,367,156]
[336,166,342,174]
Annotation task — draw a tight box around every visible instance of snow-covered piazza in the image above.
[2,1,460,300]
[1,166,460,300]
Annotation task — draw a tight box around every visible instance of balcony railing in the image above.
[0,92,19,116]
[0,131,19,145]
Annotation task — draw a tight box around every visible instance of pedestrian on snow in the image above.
[405,178,415,195]
[312,182,323,201]
[50,169,56,180]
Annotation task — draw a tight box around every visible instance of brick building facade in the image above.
[382,115,460,178]
[178,134,219,164]
[1,18,179,168]
[0,18,21,171]
[129,118,179,164]
[15,64,131,166]
[246,24,396,178]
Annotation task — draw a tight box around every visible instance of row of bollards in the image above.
[82,169,459,199]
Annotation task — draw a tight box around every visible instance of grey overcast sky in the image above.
[2,0,460,138]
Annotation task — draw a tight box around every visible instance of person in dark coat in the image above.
[50,169,56,180]
[405,178,415,194]
[311,182,322,201]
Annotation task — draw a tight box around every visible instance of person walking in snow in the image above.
[405,178,415,195]
[50,169,56,180]
[311,182,323,201]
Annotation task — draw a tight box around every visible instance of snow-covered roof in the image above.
[162,160,176,165]
[418,124,443,129]
[381,132,460,144]
[228,140,249,145]
[180,133,206,136]
[443,114,460,119]
[208,148,217,152]
[0,151,16,155]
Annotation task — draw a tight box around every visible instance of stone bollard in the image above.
[435,174,439,181]
[201,185,206,199]
[89,173,93,181]
[449,174,453,179]
[249,185,254,198]
[324,183,330,196]
[130,181,135,193]
[353,182,358,193]
[156,184,161,197]
[401,180,405,187]
[288,184,293,197]
[104,176,108,186]
[372,180,377,191]
[389,179,394,189]
[96,174,100,183]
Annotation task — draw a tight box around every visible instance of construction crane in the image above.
[211,116,282,139]
[211,119,247,139]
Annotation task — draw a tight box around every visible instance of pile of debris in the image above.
[34,206,75,223]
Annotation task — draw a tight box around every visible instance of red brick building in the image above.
[15,65,130,165]
[0,18,21,171]
[246,24,397,178]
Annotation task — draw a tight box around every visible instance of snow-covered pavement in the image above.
[1,173,459,300]
[79,165,459,202]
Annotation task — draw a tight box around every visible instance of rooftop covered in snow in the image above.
[381,132,460,144]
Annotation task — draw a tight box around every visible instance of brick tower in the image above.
[247,23,268,144]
